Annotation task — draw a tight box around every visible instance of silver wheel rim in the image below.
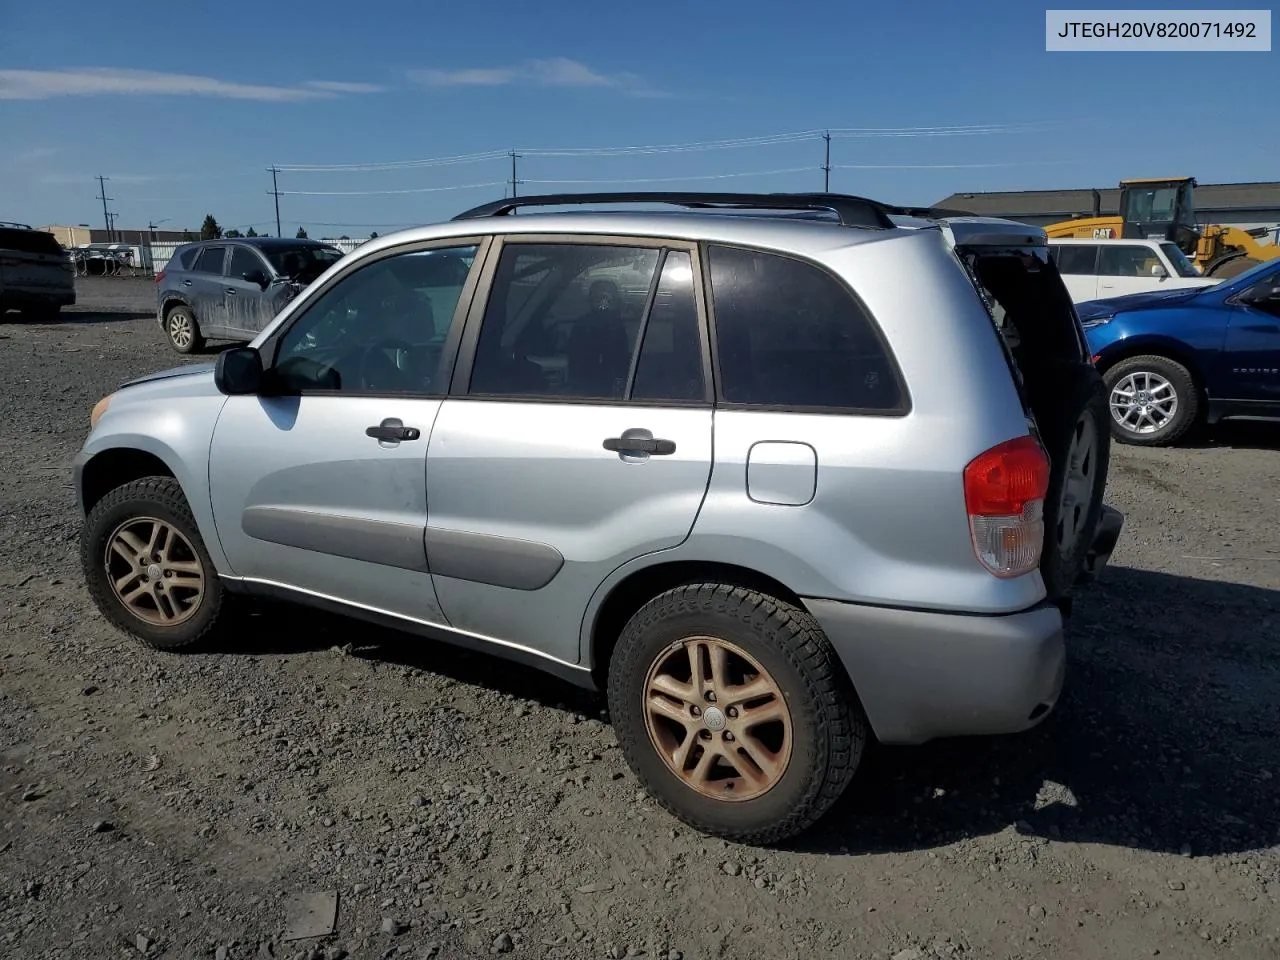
[1109,371,1177,435]
[1057,413,1097,554]
[169,313,192,348]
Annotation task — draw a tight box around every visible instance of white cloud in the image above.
[0,68,382,102]
[304,80,386,94]
[410,58,660,95]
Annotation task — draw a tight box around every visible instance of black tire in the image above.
[19,304,60,322]
[607,583,865,845]
[1100,354,1198,447]
[80,476,225,651]
[164,304,204,354]
[1028,362,1111,600]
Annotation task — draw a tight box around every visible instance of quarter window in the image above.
[706,245,902,410]
[468,243,705,403]
[271,245,478,394]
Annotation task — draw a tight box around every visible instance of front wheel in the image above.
[164,305,204,354]
[80,476,225,650]
[1101,355,1199,447]
[607,583,865,845]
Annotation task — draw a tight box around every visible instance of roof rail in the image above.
[0,220,35,230]
[452,191,897,229]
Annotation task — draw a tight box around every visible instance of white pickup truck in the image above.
[1048,237,1219,304]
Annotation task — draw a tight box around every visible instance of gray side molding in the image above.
[242,506,429,572]
[424,527,564,591]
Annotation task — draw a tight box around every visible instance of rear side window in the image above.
[0,228,63,255]
[175,248,199,269]
[706,245,903,411]
[1052,245,1099,275]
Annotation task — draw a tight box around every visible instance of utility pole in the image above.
[821,131,831,193]
[268,166,282,237]
[96,175,114,241]
[509,150,522,201]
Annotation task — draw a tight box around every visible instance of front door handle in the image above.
[181,280,192,287]
[366,417,421,442]
[226,287,237,295]
[603,435,676,455]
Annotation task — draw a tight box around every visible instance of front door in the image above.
[207,240,485,623]
[425,239,714,665]
[1096,243,1164,299]
[1222,267,1280,402]
[222,245,278,337]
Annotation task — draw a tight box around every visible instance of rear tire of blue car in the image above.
[81,476,225,651]
[1101,355,1199,448]
[165,304,205,355]
[607,583,865,846]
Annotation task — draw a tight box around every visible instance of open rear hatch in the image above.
[919,216,1125,609]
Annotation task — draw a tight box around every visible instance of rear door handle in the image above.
[181,280,192,287]
[366,417,421,442]
[226,287,237,295]
[603,435,676,455]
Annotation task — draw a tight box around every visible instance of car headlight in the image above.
[90,394,113,428]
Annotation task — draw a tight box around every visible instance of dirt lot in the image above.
[2,277,1278,960]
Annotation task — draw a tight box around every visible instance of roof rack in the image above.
[452,191,898,229]
[0,220,35,230]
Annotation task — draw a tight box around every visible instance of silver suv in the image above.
[73,192,1124,844]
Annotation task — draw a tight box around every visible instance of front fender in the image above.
[76,387,230,572]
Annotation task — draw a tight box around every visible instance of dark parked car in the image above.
[155,238,344,353]
[0,222,76,319]
[1078,256,1280,446]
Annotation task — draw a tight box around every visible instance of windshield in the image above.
[264,245,344,283]
[1159,242,1201,277]
[1211,256,1280,296]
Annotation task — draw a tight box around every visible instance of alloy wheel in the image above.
[104,517,205,626]
[1109,370,1177,436]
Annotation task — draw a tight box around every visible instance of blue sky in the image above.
[1,0,1274,238]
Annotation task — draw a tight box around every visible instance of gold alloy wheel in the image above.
[104,517,205,627]
[642,636,793,802]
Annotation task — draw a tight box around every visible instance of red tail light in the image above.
[155,269,166,285]
[963,435,1050,578]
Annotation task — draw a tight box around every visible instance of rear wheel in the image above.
[164,304,204,354]
[1101,355,1198,447]
[607,583,865,845]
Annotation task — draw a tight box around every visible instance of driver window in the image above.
[272,244,478,394]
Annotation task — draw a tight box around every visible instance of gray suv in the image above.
[156,237,344,354]
[74,192,1123,844]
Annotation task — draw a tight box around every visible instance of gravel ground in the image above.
[1,277,1278,960]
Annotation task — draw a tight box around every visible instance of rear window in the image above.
[706,244,904,411]
[0,228,63,256]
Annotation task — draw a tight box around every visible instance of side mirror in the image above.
[1151,263,1168,278]
[214,346,264,395]
[243,269,269,289]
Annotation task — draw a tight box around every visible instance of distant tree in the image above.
[339,234,350,241]
[245,227,259,237]
[200,214,222,240]
[296,226,309,239]
[369,231,378,239]
[224,229,243,238]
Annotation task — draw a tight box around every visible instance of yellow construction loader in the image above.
[1043,177,1278,278]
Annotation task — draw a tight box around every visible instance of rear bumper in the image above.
[805,598,1065,746]
[3,287,75,308]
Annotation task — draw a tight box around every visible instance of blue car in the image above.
[1076,257,1280,446]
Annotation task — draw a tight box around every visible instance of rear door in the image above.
[186,245,230,333]
[424,237,713,665]
[222,244,276,337]
[1050,243,1101,302]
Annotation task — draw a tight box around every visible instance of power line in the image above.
[277,181,507,197]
